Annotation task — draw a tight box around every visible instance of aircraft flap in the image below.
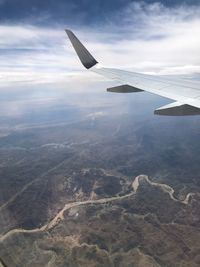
[107,84,143,93]
[154,101,200,116]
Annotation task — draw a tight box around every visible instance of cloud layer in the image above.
[0,2,200,86]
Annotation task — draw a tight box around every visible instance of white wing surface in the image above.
[66,29,200,116]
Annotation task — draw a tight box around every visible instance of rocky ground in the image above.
[0,90,200,267]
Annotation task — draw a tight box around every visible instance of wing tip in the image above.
[65,29,72,36]
[65,28,98,69]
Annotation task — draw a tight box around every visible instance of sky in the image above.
[0,0,200,86]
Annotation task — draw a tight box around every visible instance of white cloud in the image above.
[0,2,200,87]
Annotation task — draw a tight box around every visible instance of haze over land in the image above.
[0,80,200,266]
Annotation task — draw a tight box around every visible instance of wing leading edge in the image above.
[65,29,200,116]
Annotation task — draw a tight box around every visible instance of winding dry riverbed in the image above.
[0,175,194,243]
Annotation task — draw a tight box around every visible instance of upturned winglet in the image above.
[65,29,98,69]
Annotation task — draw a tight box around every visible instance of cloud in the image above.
[0,2,200,87]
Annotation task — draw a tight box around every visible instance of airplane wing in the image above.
[65,29,200,116]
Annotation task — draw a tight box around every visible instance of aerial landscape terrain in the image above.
[0,81,200,267]
[0,0,200,266]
